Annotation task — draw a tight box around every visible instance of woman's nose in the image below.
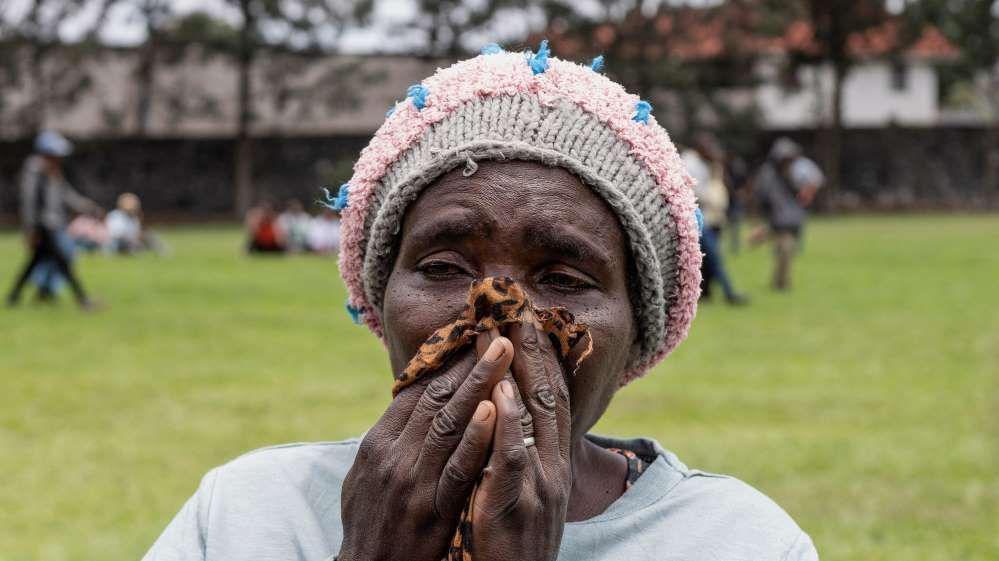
[476,271,551,308]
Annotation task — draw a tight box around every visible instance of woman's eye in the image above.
[416,260,467,278]
[540,271,595,292]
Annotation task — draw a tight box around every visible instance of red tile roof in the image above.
[540,13,958,61]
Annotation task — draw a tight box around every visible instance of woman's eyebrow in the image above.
[408,211,492,248]
[522,223,612,267]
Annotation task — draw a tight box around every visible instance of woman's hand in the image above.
[338,332,513,561]
[469,319,573,561]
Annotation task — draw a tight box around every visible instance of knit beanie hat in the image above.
[334,43,702,386]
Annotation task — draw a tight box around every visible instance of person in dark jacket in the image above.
[6,131,102,310]
[751,137,824,291]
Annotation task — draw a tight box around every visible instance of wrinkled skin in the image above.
[339,161,638,561]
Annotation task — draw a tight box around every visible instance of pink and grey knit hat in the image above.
[332,43,701,386]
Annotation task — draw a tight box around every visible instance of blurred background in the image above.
[0,1,996,560]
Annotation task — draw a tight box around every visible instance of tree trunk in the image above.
[28,45,48,134]
[135,34,157,136]
[820,62,846,206]
[234,0,255,217]
[985,74,999,204]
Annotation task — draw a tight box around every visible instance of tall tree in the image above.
[0,0,110,134]
[789,1,891,195]
[233,0,256,217]
[115,0,173,135]
[535,1,766,147]
[410,0,529,57]
[225,0,373,216]
[904,0,999,196]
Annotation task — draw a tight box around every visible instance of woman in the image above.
[144,45,816,561]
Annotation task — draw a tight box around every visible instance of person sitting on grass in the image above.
[277,198,313,253]
[104,192,169,256]
[68,212,109,252]
[245,200,286,254]
[306,207,341,255]
[144,45,817,561]
[106,193,143,254]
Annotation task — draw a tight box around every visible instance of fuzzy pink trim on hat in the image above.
[338,51,701,386]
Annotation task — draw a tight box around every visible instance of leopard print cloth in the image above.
[392,276,593,396]
[393,276,594,561]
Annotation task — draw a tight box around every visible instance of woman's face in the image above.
[382,160,637,443]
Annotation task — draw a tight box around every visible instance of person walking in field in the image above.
[683,133,748,305]
[5,131,102,310]
[751,137,824,291]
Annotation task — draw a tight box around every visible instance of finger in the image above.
[479,380,529,510]
[415,336,512,474]
[474,327,500,358]
[396,349,476,445]
[369,347,474,442]
[507,318,562,465]
[434,400,495,520]
[487,324,534,442]
[365,371,441,442]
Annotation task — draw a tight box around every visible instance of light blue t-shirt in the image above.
[143,435,818,561]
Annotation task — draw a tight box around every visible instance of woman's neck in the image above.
[565,436,628,522]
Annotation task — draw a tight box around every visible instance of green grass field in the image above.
[1,216,996,561]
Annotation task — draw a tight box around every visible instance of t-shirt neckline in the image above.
[565,434,687,526]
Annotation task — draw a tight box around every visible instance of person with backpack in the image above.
[751,137,824,291]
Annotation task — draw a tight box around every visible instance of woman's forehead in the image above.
[402,160,627,250]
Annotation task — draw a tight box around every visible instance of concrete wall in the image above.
[1,128,994,224]
[0,135,369,221]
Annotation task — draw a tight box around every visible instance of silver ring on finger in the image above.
[523,436,536,447]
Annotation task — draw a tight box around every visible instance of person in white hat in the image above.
[6,131,102,309]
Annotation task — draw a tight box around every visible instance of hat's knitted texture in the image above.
[338,51,701,386]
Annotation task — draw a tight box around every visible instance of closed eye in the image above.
[416,259,470,279]
[539,270,597,293]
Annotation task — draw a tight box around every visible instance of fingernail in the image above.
[500,380,515,399]
[473,401,492,421]
[483,338,506,361]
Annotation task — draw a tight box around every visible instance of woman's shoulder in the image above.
[574,434,817,561]
[196,439,363,513]
[215,439,363,485]
[143,440,362,560]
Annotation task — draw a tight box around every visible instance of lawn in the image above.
[0,215,996,561]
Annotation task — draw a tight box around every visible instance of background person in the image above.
[245,200,285,254]
[751,137,825,291]
[68,212,109,252]
[277,199,312,253]
[724,152,751,255]
[105,193,169,256]
[683,134,748,305]
[306,207,341,255]
[27,226,78,303]
[106,193,143,254]
[5,131,102,310]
